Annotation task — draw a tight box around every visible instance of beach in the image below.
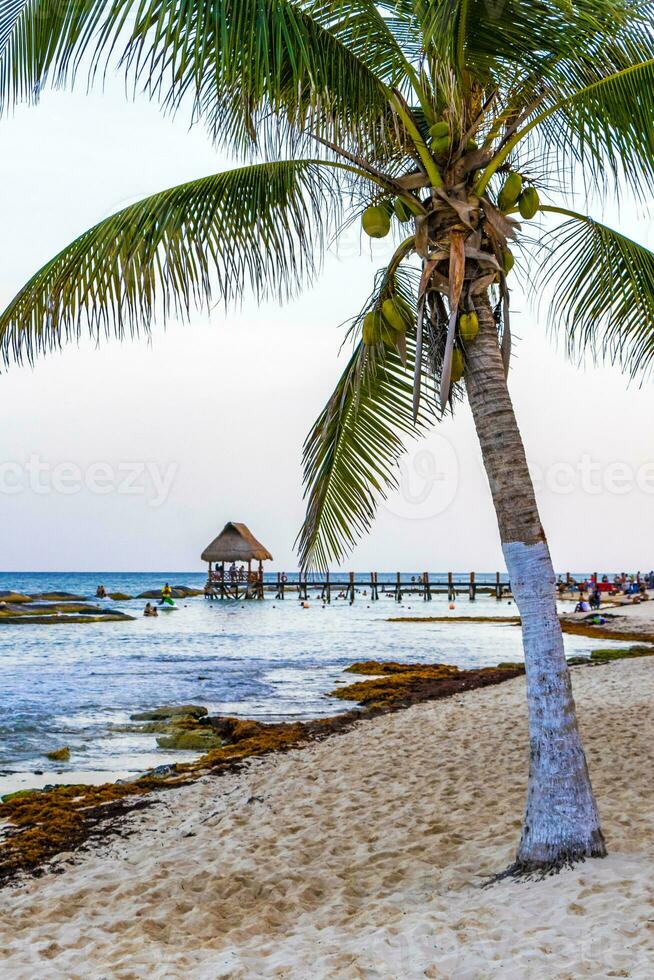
[0,655,652,977]
[1,570,643,798]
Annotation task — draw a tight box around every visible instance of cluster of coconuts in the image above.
[498,172,540,219]
[429,119,477,158]
[362,197,413,239]
[363,294,413,347]
[496,174,540,276]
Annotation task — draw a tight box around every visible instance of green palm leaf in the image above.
[0,1,23,55]
[411,0,641,78]
[0,1,399,155]
[479,55,654,197]
[534,206,654,379]
[0,159,344,365]
[297,265,437,570]
[535,56,654,198]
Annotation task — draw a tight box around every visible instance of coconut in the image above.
[518,186,540,219]
[431,135,451,156]
[465,138,479,151]
[459,311,479,343]
[429,120,450,139]
[394,198,413,223]
[363,310,384,345]
[381,297,413,333]
[450,349,465,383]
[362,206,391,238]
[497,172,523,211]
[502,249,515,274]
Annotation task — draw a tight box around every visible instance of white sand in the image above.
[1,659,653,978]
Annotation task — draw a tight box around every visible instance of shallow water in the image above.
[0,571,627,794]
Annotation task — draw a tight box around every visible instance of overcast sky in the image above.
[1,83,653,574]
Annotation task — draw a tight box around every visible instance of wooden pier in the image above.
[204,572,511,603]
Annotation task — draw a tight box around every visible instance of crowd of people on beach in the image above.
[558,571,654,613]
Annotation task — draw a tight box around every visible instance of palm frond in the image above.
[0,158,345,366]
[307,0,413,83]
[297,264,437,570]
[531,56,654,199]
[534,206,654,379]
[0,0,117,110]
[0,0,23,56]
[0,1,400,157]
[477,44,654,198]
[414,0,640,78]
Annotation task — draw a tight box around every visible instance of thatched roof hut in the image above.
[201,522,273,565]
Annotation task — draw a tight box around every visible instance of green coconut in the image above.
[518,186,540,219]
[431,135,452,157]
[465,138,479,152]
[381,296,413,333]
[362,206,391,239]
[459,311,479,343]
[450,348,465,383]
[394,198,414,223]
[502,248,515,274]
[429,120,450,139]
[497,172,523,211]
[363,310,384,345]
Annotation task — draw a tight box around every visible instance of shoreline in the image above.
[0,655,651,975]
[2,602,654,884]
[2,642,653,886]
[0,662,524,885]
[1,601,650,804]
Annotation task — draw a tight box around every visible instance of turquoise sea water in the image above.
[0,571,628,795]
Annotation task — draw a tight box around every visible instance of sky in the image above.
[0,82,653,574]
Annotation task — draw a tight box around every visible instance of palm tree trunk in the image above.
[464,293,606,872]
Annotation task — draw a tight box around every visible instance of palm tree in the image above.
[2,0,654,873]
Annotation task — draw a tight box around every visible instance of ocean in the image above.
[0,571,624,796]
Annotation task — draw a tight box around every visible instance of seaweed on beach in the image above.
[559,620,654,644]
[0,776,188,885]
[330,663,523,707]
[0,662,524,886]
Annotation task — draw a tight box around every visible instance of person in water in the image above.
[96,584,107,599]
[143,602,158,617]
